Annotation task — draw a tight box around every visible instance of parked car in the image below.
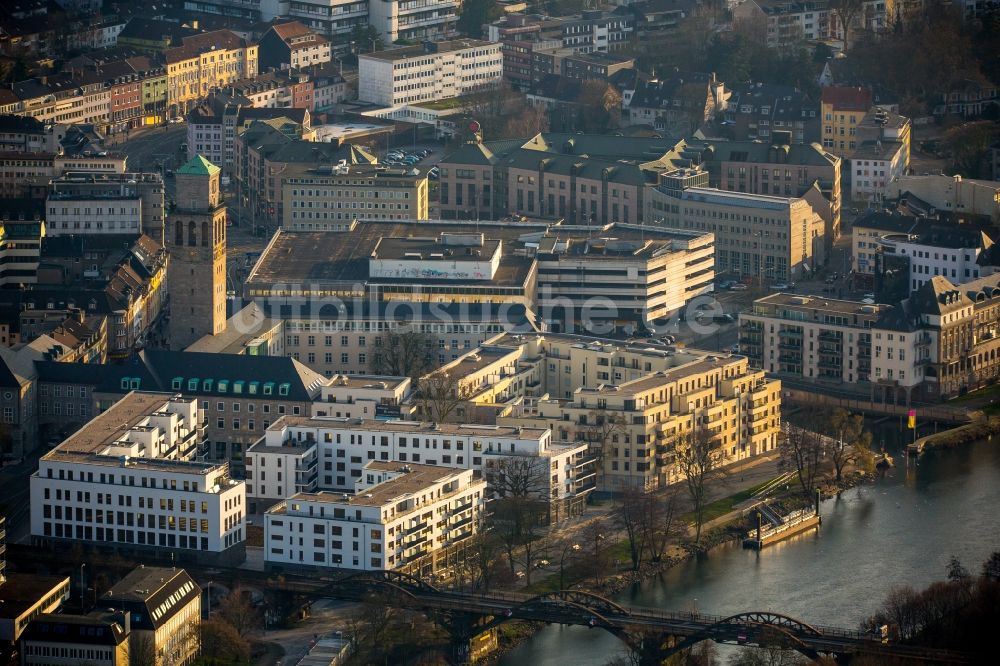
[731,283,749,291]
[863,292,875,300]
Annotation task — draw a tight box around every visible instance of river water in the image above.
[500,434,1000,665]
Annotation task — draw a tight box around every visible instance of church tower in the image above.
[167,155,226,349]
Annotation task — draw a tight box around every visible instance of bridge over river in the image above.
[318,571,971,664]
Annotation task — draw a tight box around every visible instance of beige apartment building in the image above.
[422,332,782,491]
[740,274,1000,404]
[282,164,429,229]
[648,169,826,282]
[740,293,890,386]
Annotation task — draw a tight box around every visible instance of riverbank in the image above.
[909,416,1000,453]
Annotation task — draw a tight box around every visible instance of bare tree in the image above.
[415,372,473,423]
[368,328,436,378]
[578,516,612,585]
[823,408,874,482]
[613,488,651,571]
[127,635,156,666]
[200,618,250,663]
[831,0,866,50]
[216,587,262,639]
[458,529,505,593]
[779,424,826,499]
[488,455,552,584]
[552,536,582,590]
[488,455,550,499]
[675,428,723,545]
[646,485,686,563]
[584,409,627,484]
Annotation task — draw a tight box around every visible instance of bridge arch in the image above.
[324,570,442,600]
[716,612,822,637]
[522,590,631,618]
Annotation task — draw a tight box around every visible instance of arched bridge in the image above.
[320,572,971,664]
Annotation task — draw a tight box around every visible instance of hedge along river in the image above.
[500,430,1000,665]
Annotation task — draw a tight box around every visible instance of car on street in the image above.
[771,283,789,290]
[864,292,875,300]
[731,283,749,291]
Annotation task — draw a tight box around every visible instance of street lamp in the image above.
[79,564,87,611]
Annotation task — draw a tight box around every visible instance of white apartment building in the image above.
[851,212,992,284]
[358,40,502,106]
[29,392,247,565]
[265,461,485,573]
[246,418,591,519]
[878,234,991,291]
[648,170,827,282]
[44,194,142,236]
[850,140,907,203]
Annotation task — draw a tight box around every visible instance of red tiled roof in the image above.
[821,85,872,111]
[165,29,249,64]
[271,21,312,40]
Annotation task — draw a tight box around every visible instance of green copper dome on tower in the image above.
[176,154,220,176]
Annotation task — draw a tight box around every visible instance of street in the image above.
[117,123,188,201]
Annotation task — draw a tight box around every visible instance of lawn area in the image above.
[950,382,1000,405]
[414,96,471,111]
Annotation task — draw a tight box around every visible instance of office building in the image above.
[99,566,201,666]
[29,392,247,565]
[21,612,130,666]
[46,172,165,243]
[534,229,715,333]
[283,164,429,228]
[647,168,827,281]
[358,40,502,106]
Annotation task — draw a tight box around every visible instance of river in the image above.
[500,432,1000,665]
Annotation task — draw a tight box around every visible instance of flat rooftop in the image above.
[0,572,69,623]
[46,392,176,455]
[267,416,548,440]
[751,292,890,315]
[246,225,532,287]
[286,461,475,507]
[360,39,495,62]
[679,186,798,210]
[325,374,409,390]
[372,236,500,262]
